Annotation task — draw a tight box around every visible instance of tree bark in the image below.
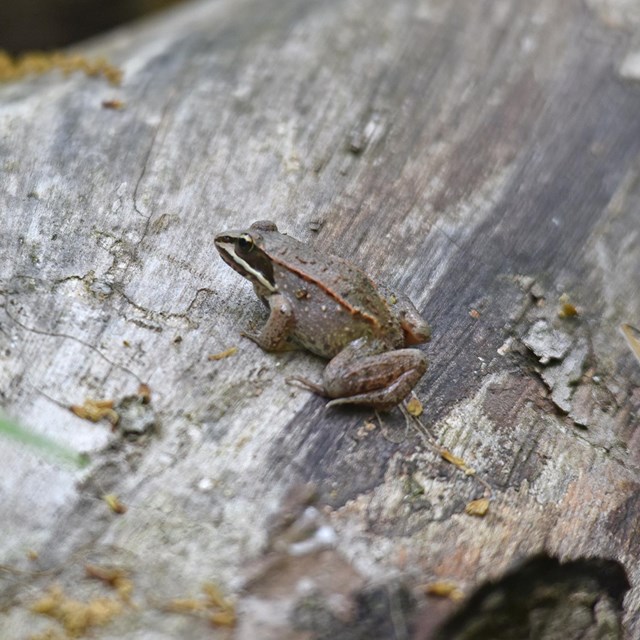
[1,0,640,638]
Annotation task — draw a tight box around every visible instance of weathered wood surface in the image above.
[2,0,640,637]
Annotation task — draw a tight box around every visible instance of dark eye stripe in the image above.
[241,251,275,288]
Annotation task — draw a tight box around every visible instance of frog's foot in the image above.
[285,376,330,397]
[242,330,298,352]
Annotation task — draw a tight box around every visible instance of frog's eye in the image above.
[236,234,254,252]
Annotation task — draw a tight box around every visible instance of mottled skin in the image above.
[214,220,430,410]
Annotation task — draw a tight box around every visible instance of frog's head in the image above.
[215,221,279,294]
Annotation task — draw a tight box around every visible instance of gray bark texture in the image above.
[1,0,640,638]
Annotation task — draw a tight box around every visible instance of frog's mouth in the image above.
[215,233,276,293]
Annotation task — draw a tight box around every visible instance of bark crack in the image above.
[4,300,144,384]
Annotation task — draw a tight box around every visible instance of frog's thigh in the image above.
[326,368,422,410]
[323,348,427,400]
[248,293,295,351]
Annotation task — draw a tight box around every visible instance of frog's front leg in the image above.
[242,293,296,352]
[292,338,428,411]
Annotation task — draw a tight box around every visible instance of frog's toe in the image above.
[286,376,329,397]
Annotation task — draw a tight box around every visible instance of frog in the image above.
[214,220,430,410]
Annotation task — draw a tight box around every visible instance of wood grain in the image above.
[1,0,639,637]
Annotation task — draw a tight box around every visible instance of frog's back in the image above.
[269,238,403,357]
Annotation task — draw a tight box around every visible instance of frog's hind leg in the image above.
[322,345,428,411]
[325,366,424,411]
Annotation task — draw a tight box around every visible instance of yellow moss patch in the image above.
[164,582,236,628]
[440,448,475,475]
[70,398,119,425]
[0,50,122,85]
[405,396,423,417]
[208,346,238,361]
[27,628,66,640]
[85,564,134,603]
[465,498,490,517]
[422,580,464,601]
[30,585,123,637]
[103,494,127,514]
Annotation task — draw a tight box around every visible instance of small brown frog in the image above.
[215,221,430,410]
